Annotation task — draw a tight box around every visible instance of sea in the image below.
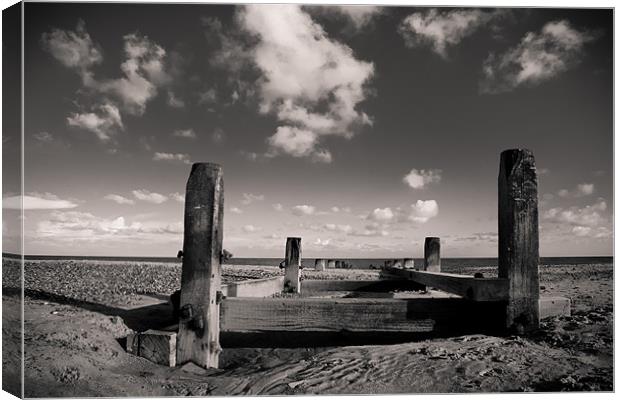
[3,253,613,269]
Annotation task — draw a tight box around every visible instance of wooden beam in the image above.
[222,276,285,298]
[327,259,336,269]
[176,163,223,369]
[381,266,509,302]
[301,279,425,293]
[220,297,506,335]
[424,237,441,272]
[314,259,326,271]
[284,237,301,293]
[499,149,540,332]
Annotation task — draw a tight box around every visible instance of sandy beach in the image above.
[1,258,612,396]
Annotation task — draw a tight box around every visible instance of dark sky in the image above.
[2,3,613,257]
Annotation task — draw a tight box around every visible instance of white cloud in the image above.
[403,168,442,189]
[328,6,382,29]
[132,189,168,204]
[543,199,608,228]
[324,223,353,234]
[170,192,185,203]
[330,206,340,213]
[230,207,243,214]
[292,204,316,216]
[241,193,265,205]
[3,193,78,210]
[481,20,597,93]
[367,207,394,222]
[67,102,123,142]
[399,9,499,58]
[577,183,595,196]
[272,203,283,212]
[104,194,135,205]
[41,19,102,72]
[350,228,389,237]
[233,5,374,160]
[152,152,191,164]
[212,128,225,143]
[243,224,262,233]
[33,131,54,143]
[167,91,185,108]
[172,129,196,139]
[311,149,333,164]
[558,189,570,198]
[409,200,439,223]
[198,88,217,104]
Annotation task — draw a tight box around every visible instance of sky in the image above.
[2,3,613,258]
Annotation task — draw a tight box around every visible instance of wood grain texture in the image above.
[381,266,509,302]
[223,276,285,298]
[424,237,441,272]
[498,149,540,332]
[176,163,223,368]
[220,297,506,335]
[300,279,425,293]
[127,330,177,367]
[284,237,301,293]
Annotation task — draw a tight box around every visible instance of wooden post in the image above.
[176,163,223,369]
[327,259,336,269]
[335,260,343,269]
[403,258,415,269]
[315,259,326,271]
[424,237,441,272]
[284,237,301,293]
[498,149,540,333]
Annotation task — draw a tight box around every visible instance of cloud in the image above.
[310,5,383,30]
[167,91,185,108]
[3,193,78,210]
[152,152,191,164]
[230,207,243,214]
[33,131,54,143]
[543,199,608,227]
[227,5,374,161]
[212,128,225,143]
[403,168,442,189]
[330,206,340,213]
[242,224,262,233]
[103,194,135,205]
[324,223,353,234]
[198,88,217,105]
[367,207,394,222]
[272,203,283,212]
[292,204,316,216]
[399,9,502,58]
[170,192,185,203]
[409,200,439,223]
[241,193,265,205]
[67,102,124,142]
[131,189,168,204]
[41,19,102,73]
[557,183,595,198]
[172,129,196,139]
[454,232,498,242]
[350,228,389,237]
[481,20,598,93]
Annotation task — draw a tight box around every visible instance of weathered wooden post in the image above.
[284,237,301,293]
[335,260,343,269]
[315,259,326,271]
[403,258,415,269]
[424,237,441,272]
[327,259,336,269]
[176,163,223,369]
[499,149,540,333]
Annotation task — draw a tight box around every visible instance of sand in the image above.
[1,258,613,396]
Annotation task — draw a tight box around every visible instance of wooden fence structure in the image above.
[126,149,570,370]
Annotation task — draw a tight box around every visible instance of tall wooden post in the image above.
[315,259,326,271]
[424,237,441,272]
[327,259,336,269]
[499,149,540,333]
[284,237,301,293]
[176,163,223,368]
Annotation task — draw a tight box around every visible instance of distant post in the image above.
[176,163,223,369]
[284,237,301,293]
[424,237,441,272]
[315,259,326,271]
[327,259,336,269]
[335,260,343,269]
[498,149,540,333]
[403,258,415,269]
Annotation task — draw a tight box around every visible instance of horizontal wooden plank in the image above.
[381,266,509,302]
[300,279,424,293]
[222,276,285,298]
[220,297,506,335]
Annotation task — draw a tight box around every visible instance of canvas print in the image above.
[1,2,614,397]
